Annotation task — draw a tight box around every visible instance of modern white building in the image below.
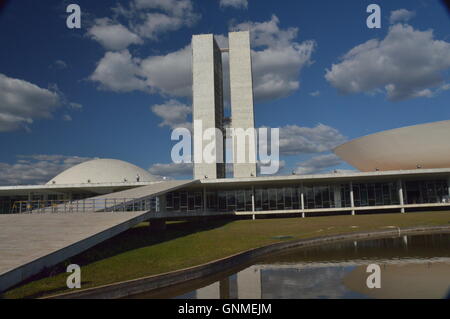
[228,31,257,178]
[5,31,450,296]
[192,31,257,180]
[1,32,450,217]
[192,34,226,180]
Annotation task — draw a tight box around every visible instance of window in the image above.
[226,191,236,210]
[245,189,253,211]
[218,191,226,211]
[277,188,284,210]
[194,192,202,210]
[255,189,262,211]
[269,189,277,210]
[284,188,293,210]
[262,189,269,210]
[166,193,173,209]
[236,191,245,211]
[305,186,314,209]
[207,192,217,210]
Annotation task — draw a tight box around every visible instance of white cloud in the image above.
[90,46,192,97]
[294,154,342,175]
[310,90,320,97]
[148,162,193,178]
[220,0,248,9]
[150,102,345,158]
[325,24,450,101]
[233,15,316,102]
[140,45,192,96]
[0,155,91,186]
[278,124,347,156]
[90,50,147,92]
[134,0,198,18]
[0,73,61,132]
[90,15,315,104]
[389,9,415,24]
[151,99,192,129]
[136,12,197,40]
[87,18,142,50]
[115,0,200,41]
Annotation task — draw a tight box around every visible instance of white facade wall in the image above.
[229,31,257,178]
[192,34,225,179]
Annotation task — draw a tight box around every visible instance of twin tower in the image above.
[192,31,257,180]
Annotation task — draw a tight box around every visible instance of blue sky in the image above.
[0,0,450,184]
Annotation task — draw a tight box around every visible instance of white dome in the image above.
[47,159,157,185]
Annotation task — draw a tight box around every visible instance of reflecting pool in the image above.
[132,232,450,299]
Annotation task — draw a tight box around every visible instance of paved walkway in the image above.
[0,211,152,292]
[0,180,198,292]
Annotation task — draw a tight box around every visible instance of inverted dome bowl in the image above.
[334,120,450,172]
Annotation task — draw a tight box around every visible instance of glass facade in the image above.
[404,180,448,204]
[350,182,400,207]
[1,178,448,214]
[0,193,159,214]
[165,179,449,214]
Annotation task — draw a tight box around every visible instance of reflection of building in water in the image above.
[236,266,261,299]
[193,258,450,299]
[194,264,359,299]
[258,265,357,299]
[343,260,450,299]
[195,266,261,299]
[196,281,220,299]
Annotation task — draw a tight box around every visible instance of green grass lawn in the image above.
[3,211,450,299]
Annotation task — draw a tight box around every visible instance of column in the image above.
[398,180,405,213]
[251,186,255,220]
[350,182,355,216]
[219,278,230,299]
[300,185,305,218]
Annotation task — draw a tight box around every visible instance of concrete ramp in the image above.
[0,180,198,293]
[0,211,151,293]
[27,180,198,214]
[90,180,198,201]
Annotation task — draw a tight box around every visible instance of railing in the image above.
[11,197,158,214]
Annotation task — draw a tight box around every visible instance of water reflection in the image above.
[133,233,450,299]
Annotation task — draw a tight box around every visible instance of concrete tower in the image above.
[192,34,226,180]
[229,31,257,178]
